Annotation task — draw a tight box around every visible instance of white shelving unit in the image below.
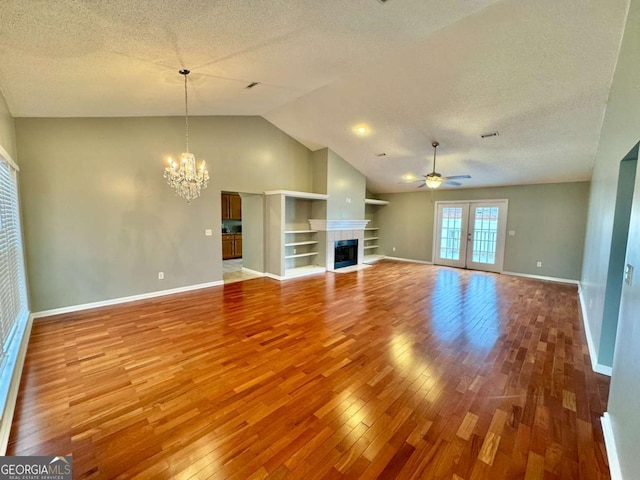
[265,191,328,279]
[364,227,380,252]
[363,199,388,263]
[364,198,390,206]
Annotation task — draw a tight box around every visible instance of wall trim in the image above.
[578,285,613,376]
[32,281,224,319]
[241,267,264,277]
[601,413,622,480]
[501,271,579,285]
[264,268,326,281]
[264,273,284,281]
[384,256,433,265]
[0,313,33,454]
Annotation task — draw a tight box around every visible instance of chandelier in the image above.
[164,69,209,202]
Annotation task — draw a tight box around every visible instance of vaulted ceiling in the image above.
[0,0,629,192]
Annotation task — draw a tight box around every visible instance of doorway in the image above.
[433,200,508,273]
[221,192,264,284]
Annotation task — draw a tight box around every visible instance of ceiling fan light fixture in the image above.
[425,174,442,189]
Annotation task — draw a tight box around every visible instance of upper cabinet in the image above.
[222,193,242,220]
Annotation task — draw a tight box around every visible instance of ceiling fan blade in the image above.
[442,174,471,180]
[442,180,462,186]
[417,182,427,188]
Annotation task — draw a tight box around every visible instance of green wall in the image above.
[376,182,589,280]
[326,149,366,220]
[581,0,640,476]
[312,148,366,220]
[16,116,313,312]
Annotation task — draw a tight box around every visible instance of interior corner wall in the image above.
[581,4,640,365]
[311,148,328,195]
[580,0,640,476]
[16,116,313,312]
[376,182,589,280]
[0,90,17,162]
[239,193,264,273]
[598,155,637,368]
[326,149,366,220]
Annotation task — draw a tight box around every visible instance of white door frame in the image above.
[433,199,509,273]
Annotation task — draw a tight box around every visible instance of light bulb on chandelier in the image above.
[164,69,210,202]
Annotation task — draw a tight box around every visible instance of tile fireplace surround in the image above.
[308,219,369,271]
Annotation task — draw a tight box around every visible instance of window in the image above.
[0,154,28,410]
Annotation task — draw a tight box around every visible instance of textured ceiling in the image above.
[0,0,630,193]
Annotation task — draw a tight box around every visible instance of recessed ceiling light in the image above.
[245,82,260,89]
[352,124,371,137]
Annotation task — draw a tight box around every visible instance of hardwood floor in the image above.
[8,261,611,479]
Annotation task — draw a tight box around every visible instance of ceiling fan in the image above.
[410,141,471,189]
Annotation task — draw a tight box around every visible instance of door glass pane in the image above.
[472,207,498,264]
[440,207,463,260]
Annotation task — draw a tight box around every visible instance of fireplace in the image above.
[334,239,358,269]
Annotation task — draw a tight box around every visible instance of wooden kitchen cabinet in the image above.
[222,233,242,259]
[221,193,242,220]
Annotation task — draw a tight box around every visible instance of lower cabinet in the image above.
[222,234,242,259]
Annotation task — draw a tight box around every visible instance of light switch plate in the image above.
[205,229,212,236]
[508,230,515,236]
[625,264,634,286]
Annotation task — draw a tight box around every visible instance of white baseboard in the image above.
[32,281,224,319]
[501,271,579,285]
[384,256,433,265]
[601,413,622,480]
[578,285,613,376]
[265,267,326,281]
[0,313,33,454]
[241,267,264,276]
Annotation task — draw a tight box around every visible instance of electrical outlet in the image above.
[158,272,164,279]
[536,261,542,268]
[346,197,352,203]
[508,230,515,236]
[293,248,297,254]
[392,246,396,252]
[205,229,212,236]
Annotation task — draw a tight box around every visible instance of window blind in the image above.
[0,157,27,362]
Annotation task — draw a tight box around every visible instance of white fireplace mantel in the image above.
[308,219,369,231]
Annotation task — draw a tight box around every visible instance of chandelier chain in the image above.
[184,71,189,153]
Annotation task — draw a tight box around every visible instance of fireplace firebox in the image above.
[334,239,358,269]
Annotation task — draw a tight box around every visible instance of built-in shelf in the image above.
[285,229,317,234]
[364,227,379,231]
[265,190,329,200]
[364,245,379,250]
[284,265,326,278]
[364,198,389,205]
[363,254,385,264]
[285,252,319,259]
[365,236,379,241]
[285,241,318,247]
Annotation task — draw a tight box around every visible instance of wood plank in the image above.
[6,261,611,479]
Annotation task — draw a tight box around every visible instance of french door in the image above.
[433,200,508,273]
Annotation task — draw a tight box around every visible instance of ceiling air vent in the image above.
[245,82,260,89]
[480,131,499,138]
[375,152,387,157]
